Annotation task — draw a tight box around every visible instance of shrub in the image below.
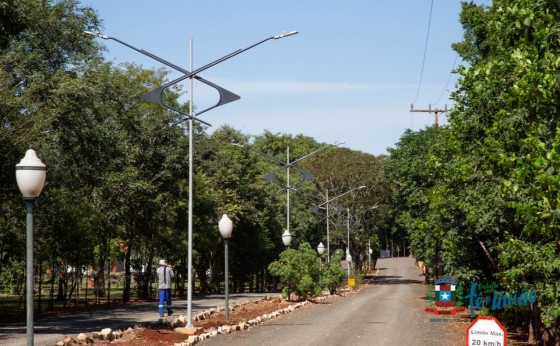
[320,249,347,295]
[268,242,321,300]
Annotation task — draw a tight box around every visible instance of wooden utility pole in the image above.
[410,104,448,127]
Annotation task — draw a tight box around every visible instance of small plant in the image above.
[320,249,347,295]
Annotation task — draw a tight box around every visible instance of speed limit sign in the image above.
[466,316,506,346]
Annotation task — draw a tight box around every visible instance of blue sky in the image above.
[83,0,489,156]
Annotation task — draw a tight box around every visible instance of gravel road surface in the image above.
[200,257,463,346]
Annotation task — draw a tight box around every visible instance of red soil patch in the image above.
[103,297,292,346]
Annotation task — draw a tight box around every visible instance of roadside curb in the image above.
[49,290,358,345]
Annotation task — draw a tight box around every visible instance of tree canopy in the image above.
[0,0,386,311]
[4,0,560,343]
[386,1,560,343]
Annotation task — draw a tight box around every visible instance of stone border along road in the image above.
[1,257,468,346]
[0,292,268,346]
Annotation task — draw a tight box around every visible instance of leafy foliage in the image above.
[321,249,347,295]
[386,0,560,342]
[268,242,322,300]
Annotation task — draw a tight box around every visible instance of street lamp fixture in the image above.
[218,214,233,322]
[85,30,297,329]
[282,229,292,247]
[274,31,299,39]
[317,242,326,255]
[15,149,47,346]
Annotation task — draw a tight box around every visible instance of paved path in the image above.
[201,257,465,346]
[0,293,267,346]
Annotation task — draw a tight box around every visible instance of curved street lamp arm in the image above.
[264,165,313,185]
[289,141,345,166]
[231,142,287,166]
[84,32,239,125]
[159,32,297,91]
[314,185,366,209]
[108,36,241,114]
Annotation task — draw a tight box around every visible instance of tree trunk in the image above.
[140,246,155,300]
[66,271,76,308]
[56,273,65,302]
[123,244,132,303]
[542,318,560,346]
[48,264,55,310]
[528,302,541,344]
[95,256,106,302]
[178,256,186,296]
[176,258,185,297]
[106,261,111,304]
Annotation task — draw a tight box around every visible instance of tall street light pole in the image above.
[313,185,365,263]
[16,149,47,346]
[233,141,343,244]
[85,30,298,329]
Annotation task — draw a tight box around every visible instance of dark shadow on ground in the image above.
[373,275,423,285]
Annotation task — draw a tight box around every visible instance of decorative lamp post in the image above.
[346,248,352,278]
[369,247,373,272]
[218,214,233,322]
[317,242,325,287]
[282,229,292,247]
[15,149,46,346]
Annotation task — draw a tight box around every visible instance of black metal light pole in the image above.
[16,149,47,346]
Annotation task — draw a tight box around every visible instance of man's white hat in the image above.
[159,259,167,266]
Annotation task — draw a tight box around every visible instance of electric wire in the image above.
[434,52,458,106]
[412,0,434,105]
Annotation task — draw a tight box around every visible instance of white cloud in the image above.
[208,106,428,156]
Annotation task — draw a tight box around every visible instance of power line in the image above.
[412,0,434,105]
[434,52,458,106]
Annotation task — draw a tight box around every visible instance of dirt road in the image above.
[200,257,466,346]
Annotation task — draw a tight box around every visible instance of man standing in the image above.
[157,259,174,317]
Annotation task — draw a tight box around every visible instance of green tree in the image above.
[268,242,321,300]
[305,147,389,269]
[449,0,560,342]
[0,0,105,308]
